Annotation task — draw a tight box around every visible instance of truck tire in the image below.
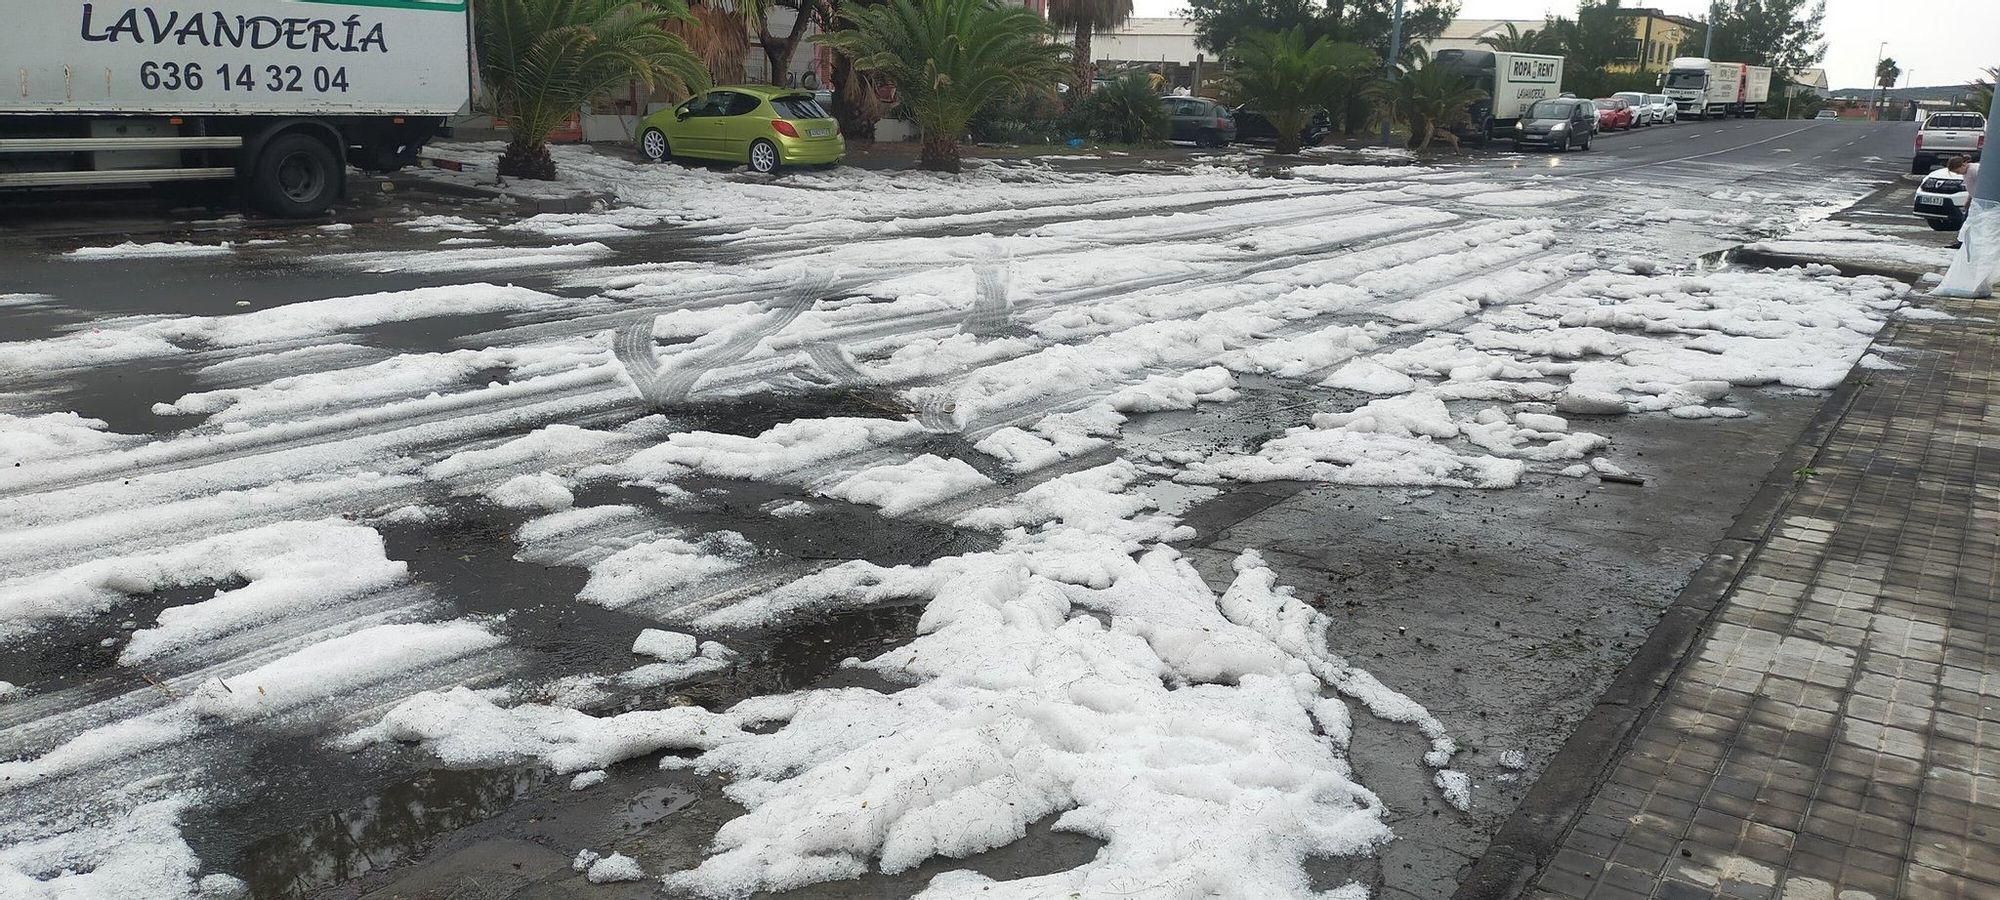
[249,133,342,218]
[1911,155,1931,175]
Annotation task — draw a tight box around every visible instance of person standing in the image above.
[1947,155,1981,249]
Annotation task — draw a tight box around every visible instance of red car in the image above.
[1593,98,1634,131]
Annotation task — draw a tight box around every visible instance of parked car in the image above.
[1614,92,1655,126]
[638,84,843,174]
[1231,106,1332,149]
[1814,109,1839,120]
[1514,98,1599,152]
[1161,97,1237,147]
[1912,111,1986,175]
[1648,94,1678,124]
[1593,98,1635,131]
[1914,168,1968,232]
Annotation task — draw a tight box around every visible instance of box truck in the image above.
[1432,49,1565,144]
[1664,59,1772,119]
[0,0,473,217]
[1665,58,1739,120]
[1740,66,1772,118]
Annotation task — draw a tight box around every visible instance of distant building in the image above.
[1086,17,1204,66]
[1610,8,1704,74]
[1421,19,1545,55]
[1783,68,1829,96]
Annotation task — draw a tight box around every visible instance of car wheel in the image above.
[640,128,670,163]
[1197,129,1217,148]
[1926,219,1957,232]
[1512,140,1525,152]
[1578,133,1592,151]
[250,132,342,218]
[1558,134,1571,153]
[748,139,780,175]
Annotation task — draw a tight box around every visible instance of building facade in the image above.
[1611,8,1703,74]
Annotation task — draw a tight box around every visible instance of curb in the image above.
[1730,247,1939,283]
[1449,322,1893,900]
[372,174,615,215]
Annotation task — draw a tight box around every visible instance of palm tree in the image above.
[822,0,1068,172]
[1377,54,1488,152]
[1970,67,1996,114]
[1084,71,1168,143]
[1875,57,1902,91]
[664,3,754,84]
[1048,0,1135,97]
[1477,22,1551,54]
[478,0,711,179]
[1221,27,1376,155]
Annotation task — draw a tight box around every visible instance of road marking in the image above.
[1538,123,1828,181]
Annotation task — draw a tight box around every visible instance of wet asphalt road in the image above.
[0,119,1924,900]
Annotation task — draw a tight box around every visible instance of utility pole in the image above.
[1701,1,1717,59]
[1934,83,2000,298]
[1378,0,1405,148]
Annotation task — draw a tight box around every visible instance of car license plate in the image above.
[1917,196,1942,206]
[808,128,830,138]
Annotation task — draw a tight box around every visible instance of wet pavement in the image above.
[0,119,1934,899]
[1510,258,1996,900]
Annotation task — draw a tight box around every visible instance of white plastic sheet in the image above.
[1934,197,2000,299]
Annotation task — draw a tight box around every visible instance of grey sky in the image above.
[1128,0,1997,94]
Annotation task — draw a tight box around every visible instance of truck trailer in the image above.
[1740,66,1773,118]
[1664,59,1772,119]
[1432,49,1565,144]
[0,0,473,217]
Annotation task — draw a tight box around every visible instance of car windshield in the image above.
[1649,95,1667,104]
[1593,100,1617,109]
[1925,114,1985,130]
[1526,100,1574,118]
[771,96,830,120]
[1664,71,1705,89]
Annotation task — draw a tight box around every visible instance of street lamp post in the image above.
[1871,41,1887,121]
[1379,0,1405,148]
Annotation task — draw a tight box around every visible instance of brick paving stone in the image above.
[1519,293,2000,899]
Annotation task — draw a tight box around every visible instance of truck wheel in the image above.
[1911,156,1931,175]
[640,128,670,163]
[250,133,341,218]
[747,139,780,175]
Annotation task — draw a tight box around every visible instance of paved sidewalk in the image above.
[1519,293,2000,900]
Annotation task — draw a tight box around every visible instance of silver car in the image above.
[1647,94,1677,125]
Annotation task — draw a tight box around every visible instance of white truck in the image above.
[0,0,472,217]
[1665,58,1769,119]
[1432,48,1565,145]
[1740,65,1772,118]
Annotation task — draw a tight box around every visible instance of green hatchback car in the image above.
[637,85,844,174]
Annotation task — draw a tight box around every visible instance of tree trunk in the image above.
[1275,129,1301,155]
[830,51,879,144]
[497,138,558,180]
[918,131,960,173]
[758,0,817,86]
[1072,29,1095,97]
